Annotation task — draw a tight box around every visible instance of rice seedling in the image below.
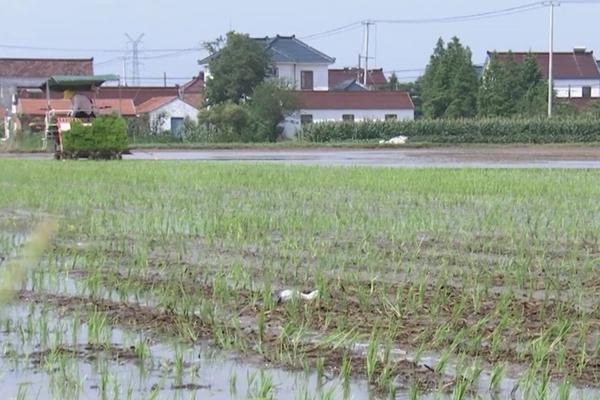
[489,363,504,393]
[0,160,598,399]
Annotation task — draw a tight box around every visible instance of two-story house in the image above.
[199,35,335,91]
[198,35,415,138]
[486,48,600,99]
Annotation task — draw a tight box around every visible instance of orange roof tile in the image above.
[17,98,136,116]
[296,91,414,110]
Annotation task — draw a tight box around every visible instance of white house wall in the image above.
[276,63,329,90]
[554,79,600,98]
[149,100,199,132]
[306,109,414,122]
[281,108,415,138]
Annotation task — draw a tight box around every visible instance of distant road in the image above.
[125,146,600,168]
[4,146,600,168]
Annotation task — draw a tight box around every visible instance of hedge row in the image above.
[297,117,600,144]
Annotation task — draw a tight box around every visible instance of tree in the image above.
[517,55,547,115]
[478,52,546,117]
[386,73,400,91]
[420,37,479,119]
[204,32,272,105]
[248,80,299,142]
[198,101,252,140]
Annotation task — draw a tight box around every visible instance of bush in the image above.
[297,117,600,144]
[63,115,128,158]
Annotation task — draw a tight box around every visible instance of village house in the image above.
[199,35,414,137]
[10,65,204,135]
[281,91,414,138]
[0,58,93,112]
[136,96,199,135]
[486,48,600,99]
[199,35,335,91]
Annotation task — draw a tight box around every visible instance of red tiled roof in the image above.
[136,96,178,113]
[17,85,183,106]
[297,91,414,110]
[137,96,201,114]
[96,87,180,106]
[0,58,93,77]
[329,68,388,87]
[181,74,204,107]
[182,74,205,93]
[488,51,600,79]
[17,98,136,116]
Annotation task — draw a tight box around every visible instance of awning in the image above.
[41,75,120,91]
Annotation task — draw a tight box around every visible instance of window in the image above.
[300,114,313,125]
[301,71,314,90]
[342,114,355,122]
[582,86,592,98]
[385,114,398,121]
[270,66,279,77]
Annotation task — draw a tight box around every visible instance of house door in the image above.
[171,117,184,136]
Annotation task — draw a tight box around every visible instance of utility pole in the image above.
[547,2,557,118]
[362,21,374,87]
[122,57,127,87]
[126,33,144,86]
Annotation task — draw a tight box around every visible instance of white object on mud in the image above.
[277,289,319,303]
[379,135,408,145]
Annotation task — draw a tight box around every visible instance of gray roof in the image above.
[332,79,368,92]
[198,35,335,65]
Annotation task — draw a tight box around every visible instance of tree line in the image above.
[387,37,599,119]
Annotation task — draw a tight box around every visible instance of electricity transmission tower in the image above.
[125,33,144,86]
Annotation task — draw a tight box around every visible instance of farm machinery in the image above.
[41,75,120,159]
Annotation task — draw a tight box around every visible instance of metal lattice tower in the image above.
[125,33,144,86]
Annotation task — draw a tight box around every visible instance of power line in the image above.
[299,22,362,41]
[0,43,202,53]
[95,56,124,66]
[373,2,545,24]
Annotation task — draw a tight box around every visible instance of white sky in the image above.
[2,0,599,84]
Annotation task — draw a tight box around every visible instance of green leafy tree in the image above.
[204,32,272,105]
[478,52,547,117]
[248,80,299,142]
[392,80,422,118]
[198,101,252,139]
[421,37,479,118]
[386,73,400,91]
[421,38,448,118]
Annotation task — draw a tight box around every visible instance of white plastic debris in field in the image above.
[276,289,319,303]
[379,135,408,145]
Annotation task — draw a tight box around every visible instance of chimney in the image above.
[574,46,587,54]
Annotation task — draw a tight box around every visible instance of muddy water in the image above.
[0,304,373,400]
[1,228,599,400]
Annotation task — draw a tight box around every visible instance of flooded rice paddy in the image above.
[0,161,598,399]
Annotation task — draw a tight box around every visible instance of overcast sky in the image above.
[2,0,599,84]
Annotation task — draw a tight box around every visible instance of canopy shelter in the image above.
[41,75,120,92]
[41,74,122,119]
